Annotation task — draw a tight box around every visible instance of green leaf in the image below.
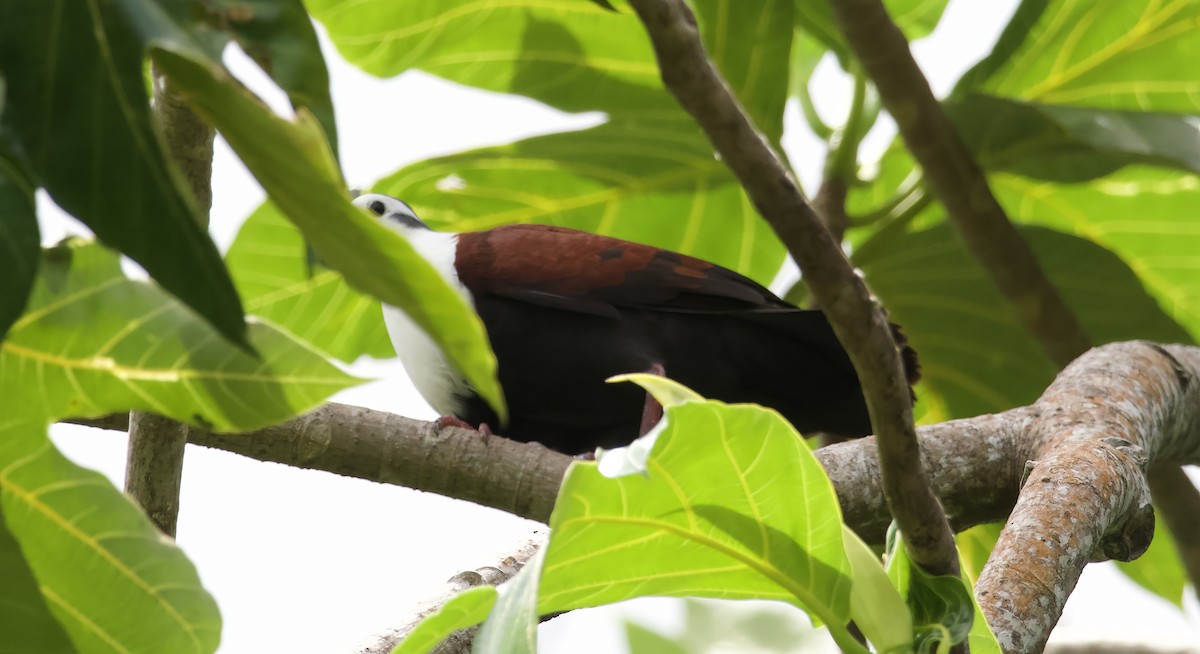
[693,0,793,143]
[1,240,361,431]
[949,94,1200,183]
[0,479,75,654]
[843,526,912,653]
[310,0,668,115]
[885,536,972,653]
[150,46,506,422]
[474,548,546,654]
[225,202,393,362]
[624,621,689,654]
[200,0,339,155]
[1,419,220,654]
[962,0,1200,112]
[540,394,860,650]
[375,118,786,285]
[1116,509,1186,608]
[955,523,1002,586]
[994,167,1200,344]
[389,586,498,654]
[0,0,247,348]
[794,0,949,66]
[0,138,38,342]
[855,223,1191,419]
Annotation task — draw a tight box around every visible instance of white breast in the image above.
[380,228,475,416]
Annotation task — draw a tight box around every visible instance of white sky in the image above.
[38,1,1200,652]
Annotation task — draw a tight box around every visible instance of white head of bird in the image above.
[351,192,471,416]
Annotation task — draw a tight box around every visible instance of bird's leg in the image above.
[433,416,493,443]
[639,362,667,437]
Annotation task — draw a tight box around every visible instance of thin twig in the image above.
[124,63,216,536]
[623,0,958,577]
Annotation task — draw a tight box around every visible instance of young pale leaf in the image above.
[540,397,860,650]
[0,480,74,654]
[956,523,1002,585]
[201,0,340,155]
[842,526,912,653]
[0,420,221,654]
[0,0,247,348]
[474,548,546,654]
[949,95,1200,183]
[389,586,498,654]
[1,240,361,431]
[374,117,786,286]
[225,202,393,362]
[0,140,38,342]
[856,223,1191,419]
[962,0,1200,112]
[150,47,506,423]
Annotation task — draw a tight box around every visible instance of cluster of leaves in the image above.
[0,0,1197,651]
[396,376,999,654]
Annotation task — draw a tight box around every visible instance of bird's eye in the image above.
[368,200,387,216]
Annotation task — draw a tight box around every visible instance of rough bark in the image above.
[124,63,216,536]
[622,0,959,578]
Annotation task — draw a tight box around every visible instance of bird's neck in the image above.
[404,229,469,300]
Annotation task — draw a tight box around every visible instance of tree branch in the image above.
[622,0,959,578]
[125,63,217,536]
[826,0,1092,367]
[351,534,547,654]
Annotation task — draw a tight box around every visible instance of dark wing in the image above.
[454,224,791,317]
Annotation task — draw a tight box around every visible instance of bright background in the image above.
[37,1,1200,651]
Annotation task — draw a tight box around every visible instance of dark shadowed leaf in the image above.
[950,95,1200,182]
[1,240,360,432]
[0,485,74,654]
[1117,514,1186,608]
[0,419,220,654]
[959,0,1200,112]
[376,118,786,285]
[151,46,506,422]
[200,0,339,155]
[0,137,38,342]
[0,0,247,347]
[994,167,1200,343]
[225,202,393,362]
[856,223,1191,419]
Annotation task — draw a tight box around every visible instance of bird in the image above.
[353,193,919,454]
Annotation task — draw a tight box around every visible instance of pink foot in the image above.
[434,416,494,444]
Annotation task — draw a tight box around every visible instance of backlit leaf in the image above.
[0,137,38,342]
[389,586,497,654]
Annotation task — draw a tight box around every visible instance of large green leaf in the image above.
[538,378,859,650]
[948,94,1200,183]
[150,46,506,421]
[310,0,668,115]
[0,470,74,654]
[0,0,247,348]
[1,240,360,432]
[794,0,949,67]
[473,548,545,654]
[225,202,393,362]
[962,0,1200,112]
[994,167,1200,343]
[0,419,220,654]
[0,138,38,342]
[200,0,339,155]
[376,117,786,285]
[856,223,1191,419]
[692,0,793,143]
